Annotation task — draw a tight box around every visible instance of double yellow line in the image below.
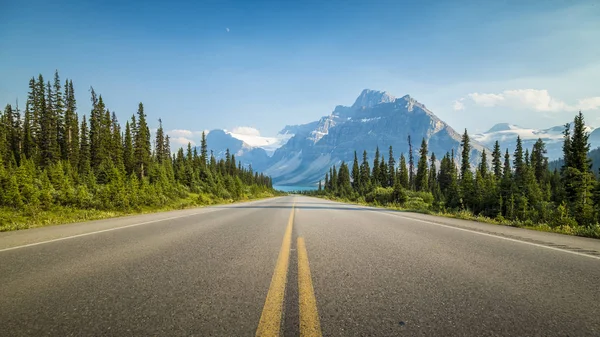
[255,203,322,337]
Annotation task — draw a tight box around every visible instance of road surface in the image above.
[1,196,599,336]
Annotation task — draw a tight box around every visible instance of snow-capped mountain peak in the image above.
[473,122,599,161]
[485,123,522,133]
[222,128,293,156]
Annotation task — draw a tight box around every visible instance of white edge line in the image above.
[376,211,600,261]
[0,196,287,253]
[0,209,221,253]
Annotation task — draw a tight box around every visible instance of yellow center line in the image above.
[256,202,295,337]
[298,237,323,337]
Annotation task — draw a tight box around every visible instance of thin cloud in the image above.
[170,136,196,147]
[453,99,465,111]
[456,89,600,112]
[229,126,261,136]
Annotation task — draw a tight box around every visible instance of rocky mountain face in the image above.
[261,89,487,186]
[472,123,600,161]
[203,92,600,186]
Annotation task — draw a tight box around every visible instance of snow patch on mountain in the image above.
[473,122,599,160]
[221,127,293,156]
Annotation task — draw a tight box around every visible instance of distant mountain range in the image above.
[473,123,600,161]
[203,90,600,187]
[204,89,486,186]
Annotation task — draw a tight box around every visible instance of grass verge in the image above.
[318,196,600,239]
[0,191,279,232]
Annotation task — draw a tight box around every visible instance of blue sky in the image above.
[1,0,599,147]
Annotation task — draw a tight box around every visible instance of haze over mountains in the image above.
[202,89,599,187]
[204,89,488,186]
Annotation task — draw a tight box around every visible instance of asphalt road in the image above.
[1,196,599,336]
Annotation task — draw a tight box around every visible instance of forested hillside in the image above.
[0,71,275,231]
[312,113,600,238]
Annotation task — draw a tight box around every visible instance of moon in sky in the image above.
[226,28,230,32]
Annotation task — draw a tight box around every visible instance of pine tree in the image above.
[123,121,134,175]
[155,118,166,164]
[387,146,395,187]
[360,150,371,193]
[479,149,488,178]
[408,135,415,190]
[110,112,123,169]
[63,79,79,168]
[89,89,102,169]
[415,138,429,192]
[78,115,91,176]
[398,154,409,189]
[25,77,39,158]
[372,147,381,186]
[531,138,548,184]
[439,152,460,209]
[428,152,437,193]
[331,165,338,194]
[563,112,595,225]
[492,140,502,180]
[513,136,526,194]
[200,131,208,167]
[351,151,360,191]
[460,129,474,209]
[379,154,387,187]
[53,70,64,160]
[501,149,513,218]
[0,108,8,163]
[561,123,572,173]
[570,112,591,173]
[23,94,36,160]
[133,103,151,179]
[337,162,352,197]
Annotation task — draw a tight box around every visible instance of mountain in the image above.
[225,129,293,156]
[590,128,600,149]
[205,130,271,171]
[262,89,487,186]
[473,123,599,161]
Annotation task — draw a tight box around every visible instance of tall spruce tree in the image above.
[408,135,415,190]
[398,154,409,189]
[360,150,371,193]
[460,129,474,209]
[372,147,381,186]
[415,138,429,192]
[78,115,91,176]
[563,112,595,225]
[133,103,151,179]
[352,151,360,191]
[492,140,502,180]
[428,152,437,193]
[123,121,134,175]
[479,149,488,178]
[379,154,387,187]
[387,146,395,187]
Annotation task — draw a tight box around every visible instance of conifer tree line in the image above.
[0,71,273,212]
[318,112,600,228]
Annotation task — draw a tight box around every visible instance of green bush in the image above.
[406,191,434,204]
[404,197,430,211]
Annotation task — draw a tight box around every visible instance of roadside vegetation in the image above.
[0,71,278,231]
[302,112,600,239]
